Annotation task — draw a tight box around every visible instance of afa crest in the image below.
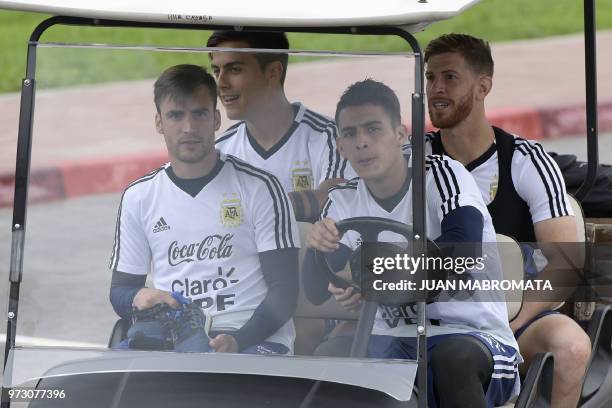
[292,166,314,192]
[220,197,243,227]
[489,173,499,201]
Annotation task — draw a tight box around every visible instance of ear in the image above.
[214,109,221,131]
[155,112,163,134]
[265,61,284,85]
[476,75,492,100]
[396,123,408,145]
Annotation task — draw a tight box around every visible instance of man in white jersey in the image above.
[208,31,355,223]
[208,31,355,354]
[422,33,590,407]
[303,79,520,408]
[109,64,299,354]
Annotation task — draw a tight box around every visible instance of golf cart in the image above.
[0,0,609,407]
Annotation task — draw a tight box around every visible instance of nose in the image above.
[217,69,229,89]
[355,129,369,150]
[428,76,445,95]
[182,115,196,133]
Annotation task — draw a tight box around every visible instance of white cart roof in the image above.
[0,0,479,31]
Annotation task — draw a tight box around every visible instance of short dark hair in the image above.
[153,64,217,112]
[335,79,402,127]
[207,31,289,85]
[424,34,494,77]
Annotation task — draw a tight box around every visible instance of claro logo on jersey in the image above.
[167,233,234,266]
[220,197,243,227]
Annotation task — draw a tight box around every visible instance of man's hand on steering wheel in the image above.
[307,217,341,252]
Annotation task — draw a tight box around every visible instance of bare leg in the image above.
[293,317,326,355]
[516,314,591,408]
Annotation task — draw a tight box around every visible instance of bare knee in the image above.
[552,330,591,372]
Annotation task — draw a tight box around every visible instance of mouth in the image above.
[220,95,239,105]
[357,157,376,167]
[429,99,451,111]
[179,139,202,145]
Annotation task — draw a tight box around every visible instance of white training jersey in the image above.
[322,154,519,350]
[109,152,299,349]
[423,132,573,222]
[215,102,356,192]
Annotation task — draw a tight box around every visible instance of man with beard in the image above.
[423,34,590,407]
[109,64,298,355]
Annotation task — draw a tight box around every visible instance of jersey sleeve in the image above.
[512,139,573,223]
[108,188,151,275]
[320,188,357,249]
[313,122,357,186]
[426,155,488,223]
[251,173,300,253]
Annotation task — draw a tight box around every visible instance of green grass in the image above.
[1,0,611,93]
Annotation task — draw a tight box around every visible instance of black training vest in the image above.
[429,127,536,242]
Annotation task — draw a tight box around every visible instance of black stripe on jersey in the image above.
[515,139,568,217]
[426,156,461,216]
[226,157,286,248]
[426,159,449,215]
[321,197,333,219]
[225,156,286,247]
[109,166,165,271]
[301,115,343,181]
[339,158,349,178]
[304,110,334,127]
[443,159,461,212]
[324,126,339,180]
[329,125,343,179]
[301,117,327,133]
[530,141,570,216]
[328,181,358,194]
[215,122,244,145]
[226,156,295,248]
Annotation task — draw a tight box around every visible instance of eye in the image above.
[367,126,380,134]
[341,129,356,138]
[230,66,242,74]
[445,73,458,81]
[212,67,220,78]
[193,110,209,119]
[167,111,184,120]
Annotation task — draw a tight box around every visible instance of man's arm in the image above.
[288,178,345,222]
[224,248,299,351]
[509,141,579,331]
[109,271,146,319]
[510,216,579,332]
[109,271,179,319]
[290,120,355,222]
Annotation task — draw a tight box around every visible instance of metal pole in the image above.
[575,0,598,201]
[1,39,38,407]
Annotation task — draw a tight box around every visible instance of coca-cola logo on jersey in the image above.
[167,233,234,266]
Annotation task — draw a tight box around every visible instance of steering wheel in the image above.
[314,216,447,305]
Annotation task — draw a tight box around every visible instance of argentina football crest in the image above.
[489,173,499,201]
[291,160,314,191]
[220,193,243,227]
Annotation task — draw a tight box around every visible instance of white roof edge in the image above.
[0,0,480,31]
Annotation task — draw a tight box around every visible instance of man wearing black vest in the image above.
[423,34,590,408]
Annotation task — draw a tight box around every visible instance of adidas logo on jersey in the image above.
[153,217,171,233]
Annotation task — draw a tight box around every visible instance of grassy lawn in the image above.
[0,0,611,93]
